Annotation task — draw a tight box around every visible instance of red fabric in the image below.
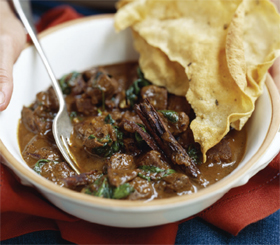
[36,6,82,33]
[1,6,280,243]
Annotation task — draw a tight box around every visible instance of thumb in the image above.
[0,36,15,111]
[0,1,26,111]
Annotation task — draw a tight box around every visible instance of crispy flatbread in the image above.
[115,0,280,161]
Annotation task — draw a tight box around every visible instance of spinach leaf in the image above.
[138,173,151,182]
[67,72,80,86]
[97,109,102,116]
[137,165,176,181]
[104,114,115,125]
[91,131,123,158]
[88,134,96,139]
[59,71,80,95]
[90,114,123,157]
[126,67,151,107]
[59,74,70,95]
[139,165,165,173]
[33,159,50,175]
[84,176,113,198]
[112,183,134,199]
[69,111,82,121]
[92,135,113,157]
[69,111,77,120]
[125,86,138,108]
[187,144,202,164]
[162,169,176,177]
[134,123,147,146]
[158,110,179,123]
[94,177,112,198]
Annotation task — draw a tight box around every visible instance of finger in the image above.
[0,2,26,111]
[0,35,16,111]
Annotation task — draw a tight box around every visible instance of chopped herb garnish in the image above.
[84,176,112,198]
[139,165,165,173]
[112,183,134,199]
[163,169,176,177]
[97,134,111,143]
[125,86,138,108]
[91,118,124,157]
[97,109,102,116]
[137,165,176,181]
[126,67,151,107]
[59,75,71,95]
[88,134,96,139]
[33,159,50,175]
[93,177,112,198]
[104,114,115,125]
[92,134,120,157]
[187,144,202,164]
[84,177,134,199]
[135,123,147,146]
[59,72,80,95]
[158,110,179,123]
[67,72,80,86]
[138,172,151,181]
[69,111,77,119]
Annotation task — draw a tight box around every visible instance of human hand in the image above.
[0,0,26,111]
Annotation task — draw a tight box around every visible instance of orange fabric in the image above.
[1,6,279,243]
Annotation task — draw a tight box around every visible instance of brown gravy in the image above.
[18,62,246,200]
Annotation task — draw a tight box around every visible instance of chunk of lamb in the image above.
[137,150,171,170]
[128,177,154,200]
[167,94,192,116]
[85,69,119,105]
[177,128,196,149]
[159,111,189,136]
[75,94,97,116]
[39,161,76,186]
[107,153,138,187]
[73,116,117,150]
[35,86,59,111]
[119,111,143,133]
[60,170,103,189]
[140,85,168,110]
[22,135,63,166]
[163,173,194,194]
[123,138,142,156]
[68,73,86,95]
[21,106,53,134]
[207,138,232,163]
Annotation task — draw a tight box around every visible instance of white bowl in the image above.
[1,15,280,228]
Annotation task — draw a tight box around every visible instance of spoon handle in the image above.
[12,0,65,109]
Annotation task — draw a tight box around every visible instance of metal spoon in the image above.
[13,0,80,174]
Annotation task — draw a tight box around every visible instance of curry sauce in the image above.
[18,62,246,201]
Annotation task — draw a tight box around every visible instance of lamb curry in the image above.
[18,62,246,201]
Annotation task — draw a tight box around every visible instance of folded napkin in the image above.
[1,6,279,244]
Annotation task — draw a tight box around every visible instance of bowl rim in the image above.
[1,14,280,211]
